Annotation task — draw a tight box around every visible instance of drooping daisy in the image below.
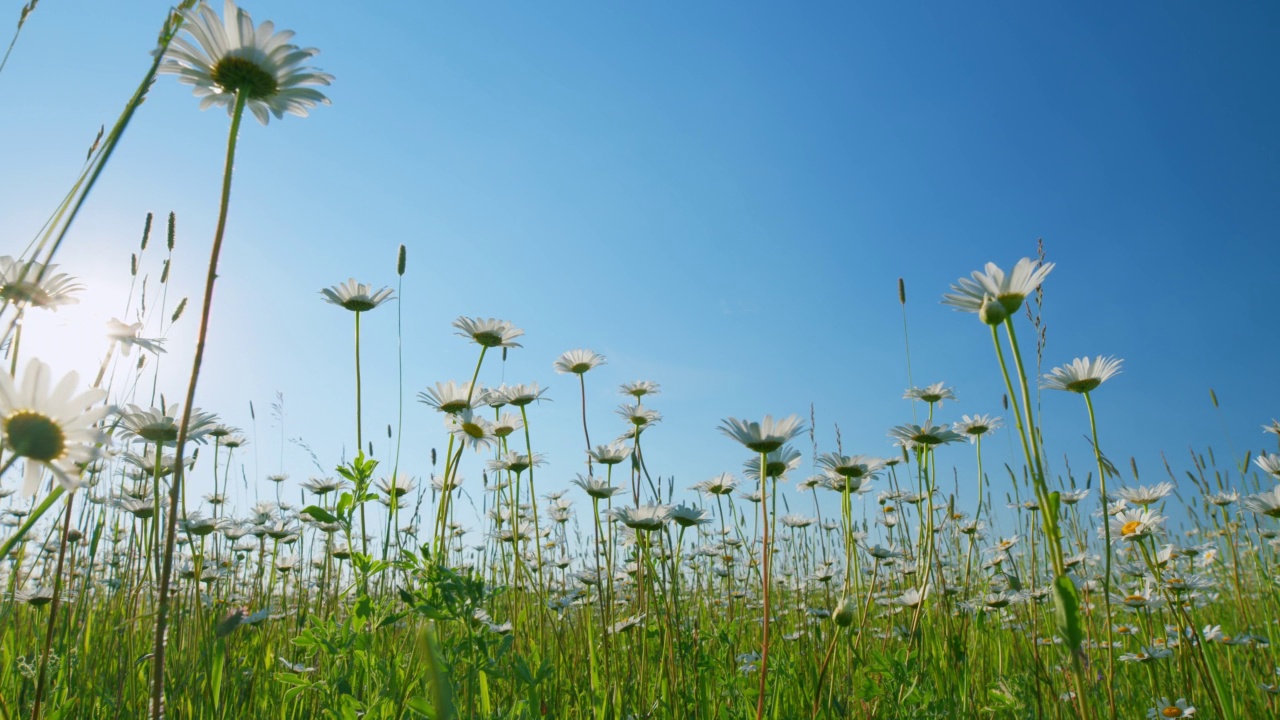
[718,415,805,454]
[160,0,333,125]
[1040,356,1123,394]
[0,359,109,494]
[453,317,524,349]
[941,257,1054,316]
[554,348,606,374]
[903,382,956,406]
[0,257,83,311]
[321,279,394,313]
[106,318,166,356]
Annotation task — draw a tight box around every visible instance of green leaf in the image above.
[302,505,338,524]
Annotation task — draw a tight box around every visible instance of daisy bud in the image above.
[979,295,1007,326]
[833,596,855,627]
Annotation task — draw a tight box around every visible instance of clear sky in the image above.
[2,1,1277,537]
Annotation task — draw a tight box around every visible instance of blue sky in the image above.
[2,1,1277,536]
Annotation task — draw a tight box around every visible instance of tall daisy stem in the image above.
[756,451,772,720]
[149,89,247,720]
[1083,391,1117,718]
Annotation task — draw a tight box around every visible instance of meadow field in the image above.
[2,2,1279,719]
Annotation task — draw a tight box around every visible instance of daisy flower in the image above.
[888,421,963,449]
[299,476,345,496]
[417,381,479,414]
[1108,508,1165,542]
[618,404,662,431]
[610,505,672,532]
[1243,487,1280,518]
[816,453,886,480]
[568,474,616,497]
[669,504,712,528]
[941,257,1054,316]
[1255,452,1280,480]
[320,279,394,313]
[106,318,166,356]
[0,359,109,494]
[1040,356,1123,394]
[619,380,660,399]
[453,317,524,349]
[160,0,333,125]
[743,447,803,481]
[446,409,498,451]
[118,403,219,446]
[718,414,805,454]
[691,473,738,496]
[498,383,548,407]
[953,414,1002,442]
[554,348,606,374]
[0,257,82,311]
[903,382,956,406]
[1147,698,1195,718]
[1115,482,1174,507]
[588,439,632,466]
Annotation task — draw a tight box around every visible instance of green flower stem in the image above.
[150,88,248,720]
[28,492,74,720]
[755,451,772,720]
[1083,391,1118,717]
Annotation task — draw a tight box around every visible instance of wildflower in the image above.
[1206,491,1238,507]
[376,474,416,499]
[160,0,333,125]
[1040,356,1123,394]
[453,317,523,349]
[417,381,478,414]
[1147,698,1195,718]
[499,383,548,407]
[321,279,394,312]
[617,404,662,431]
[550,347,610,378]
[446,409,497,451]
[1108,508,1165,542]
[669,504,712,528]
[106,318,166,356]
[779,514,815,529]
[488,452,545,475]
[118,403,219,446]
[1256,453,1280,480]
[1243,487,1280,518]
[0,257,82,310]
[588,439,631,466]
[1059,488,1090,505]
[1116,482,1174,507]
[953,414,1001,442]
[301,476,346,495]
[888,421,963,449]
[610,505,671,532]
[816,453,885,480]
[942,257,1054,316]
[0,359,108,494]
[891,587,927,608]
[903,382,956,406]
[608,613,644,635]
[718,415,805,454]
[571,474,622,500]
[1120,646,1172,663]
[743,447,803,481]
[619,380,660,399]
[691,473,738,496]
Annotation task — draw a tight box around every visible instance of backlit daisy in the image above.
[161,0,333,125]
[0,257,82,311]
[453,317,524,349]
[941,257,1054,316]
[903,382,956,406]
[0,359,108,494]
[718,414,805,454]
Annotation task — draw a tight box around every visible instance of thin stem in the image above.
[149,89,248,720]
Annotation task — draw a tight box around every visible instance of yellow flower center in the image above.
[212,55,279,99]
[1161,707,1182,718]
[1125,594,1144,604]
[4,410,66,462]
[1121,520,1142,536]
